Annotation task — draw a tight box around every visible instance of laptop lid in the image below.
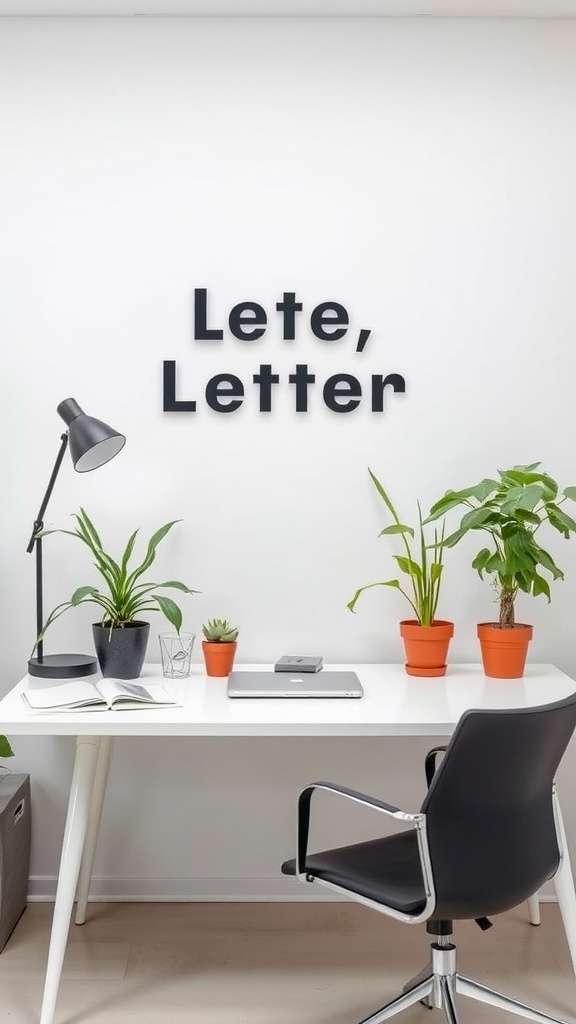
[227,670,363,699]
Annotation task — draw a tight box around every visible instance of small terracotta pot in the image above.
[399,620,454,677]
[477,622,533,679]
[202,640,237,678]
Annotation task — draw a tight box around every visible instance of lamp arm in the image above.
[26,433,69,553]
[26,432,69,662]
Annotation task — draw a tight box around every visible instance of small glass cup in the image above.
[159,631,195,679]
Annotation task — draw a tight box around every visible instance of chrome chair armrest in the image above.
[296,780,424,878]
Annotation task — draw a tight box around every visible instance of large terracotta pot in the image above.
[399,620,454,677]
[477,622,533,679]
[202,641,237,678]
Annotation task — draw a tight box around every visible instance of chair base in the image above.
[358,940,570,1024]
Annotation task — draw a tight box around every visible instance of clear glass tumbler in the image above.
[159,631,195,679]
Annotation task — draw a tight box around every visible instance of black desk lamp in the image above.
[26,398,126,678]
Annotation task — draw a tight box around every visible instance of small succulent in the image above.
[202,619,239,643]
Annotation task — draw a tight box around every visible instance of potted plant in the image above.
[426,463,576,678]
[33,508,198,679]
[0,736,13,764]
[202,619,239,678]
[347,469,453,677]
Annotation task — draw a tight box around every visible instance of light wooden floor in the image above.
[0,901,575,1024]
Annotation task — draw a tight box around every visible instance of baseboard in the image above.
[27,875,344,902]
[26,876,558,903]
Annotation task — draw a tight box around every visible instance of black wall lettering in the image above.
[310,302,349,341]
[205,373,244,413]
[194,288,223,341]
[253,364,280,412]
[163,361,197,412]
[229,302,267,341]
[288,364,316,412]
[323,374,361,413]
[371,373,406,412]
[276,292,303,340]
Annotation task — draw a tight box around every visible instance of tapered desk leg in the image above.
[527,893,541,926]
[75,736,113,925]
[553,788,576,979]
[39,736,100,1024]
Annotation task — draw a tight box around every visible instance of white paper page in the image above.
[22,679,103,711]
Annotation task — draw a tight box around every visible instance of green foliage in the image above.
[347,469,446,627]
[202,619,239,643]
[0,735,13,760]
[426,463,576,628]
[33,508,198,653]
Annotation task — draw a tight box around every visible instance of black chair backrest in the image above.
[420,692,576,921]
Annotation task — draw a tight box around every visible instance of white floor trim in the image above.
[27,876,558,903]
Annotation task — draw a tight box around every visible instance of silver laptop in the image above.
[227,670,363,699]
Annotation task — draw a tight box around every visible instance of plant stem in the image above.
[500,589,516,629]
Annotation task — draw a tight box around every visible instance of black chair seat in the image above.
[281,830,427,914]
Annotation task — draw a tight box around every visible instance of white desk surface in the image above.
[0,662,574,737]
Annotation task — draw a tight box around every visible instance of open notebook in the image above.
[22,678,181,713]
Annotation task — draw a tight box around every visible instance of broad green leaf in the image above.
[485,551,506,575]
[533,545,564,580]
[532,573,551,601]
[547,505,576,536]
[379,524,415,537]
[71,586,100,605]
[393,555,422,578]
[430,563,443,583]
[471,548,492,573]
[0,735,13,758]
[459,506,497,531]
[512,508,541,526]
[153,594,182,631]
[562,487,576,502]
[442,526,471,548]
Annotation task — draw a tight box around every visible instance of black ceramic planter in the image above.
[92,621,150,679]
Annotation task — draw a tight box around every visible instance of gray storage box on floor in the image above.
[0,774,31,951]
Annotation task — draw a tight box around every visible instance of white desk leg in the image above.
[527,893,541,925]
[553,787,576,979]
[75,736,113,925]
[39,736,100,1024]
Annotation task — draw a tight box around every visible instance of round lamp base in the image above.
[28,653,98,679]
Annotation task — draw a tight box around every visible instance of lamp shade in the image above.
[57,397,126,473]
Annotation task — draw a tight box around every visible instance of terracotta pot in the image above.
[399,620,454,677]
[202,640,237,678]
[477,622,533,679]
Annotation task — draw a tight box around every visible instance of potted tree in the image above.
[33,508,198,679]
[426,463,576,678]
[202,619,239,677]
[347,469,453,677]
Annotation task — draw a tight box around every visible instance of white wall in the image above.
[2,15,576,899]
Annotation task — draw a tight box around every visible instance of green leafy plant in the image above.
[202,619,239,642]
[347,469,446,627]
[0,735,13,762]
[426,463,576,629]
[33,508,197,652]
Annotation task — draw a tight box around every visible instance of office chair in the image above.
[281,693,576,1024]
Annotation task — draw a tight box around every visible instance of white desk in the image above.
[1,662,576,1024]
